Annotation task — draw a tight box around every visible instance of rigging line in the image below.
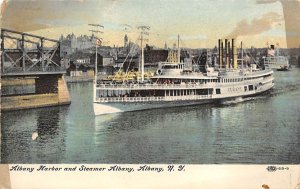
[243,43,259,65]
[125,37,140,74]
[178,38,191,59]
[124,43,138,77]
[112,51,130,81]
[112,37,139,81]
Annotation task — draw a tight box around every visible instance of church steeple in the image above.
[164,41,167,49]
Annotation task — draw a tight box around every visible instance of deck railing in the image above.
[97,83,209,90]
[95,95,212,103]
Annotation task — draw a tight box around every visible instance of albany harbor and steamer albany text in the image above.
[9,164,167,173]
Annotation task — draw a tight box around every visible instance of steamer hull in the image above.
[94,71,274,115]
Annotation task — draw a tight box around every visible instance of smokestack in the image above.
[221,40,224,68]
[232,39,238,69]
[227,40,230,69]
[218,39,222,68]
[225,39,228,68]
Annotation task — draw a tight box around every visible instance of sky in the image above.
[1,0,300,48]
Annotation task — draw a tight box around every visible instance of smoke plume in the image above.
[226,12,283,39]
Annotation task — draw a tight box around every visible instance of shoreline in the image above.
[65,76,93,83]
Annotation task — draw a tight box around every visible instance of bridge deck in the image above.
[1,71,66,77]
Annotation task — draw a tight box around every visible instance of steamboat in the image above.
[93,38,274,115]
[263,44,289,71]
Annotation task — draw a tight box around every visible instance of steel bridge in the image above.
[1,28,65,76]
[1,28,70,111]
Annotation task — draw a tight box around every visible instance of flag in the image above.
[96,39,102,46]
[267,49,275,56]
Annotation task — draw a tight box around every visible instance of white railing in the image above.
[95,95,212,103]
[96,70,273,90]
[97,83,206,90]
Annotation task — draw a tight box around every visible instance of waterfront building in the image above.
[60,33,97,55]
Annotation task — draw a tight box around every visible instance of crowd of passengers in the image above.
[101,90,158,98]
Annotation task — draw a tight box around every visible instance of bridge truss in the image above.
[1,28,65,76]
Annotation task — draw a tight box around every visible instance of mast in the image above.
[137,25,150,83]
[89,24,104,102]
[141,32,144,82]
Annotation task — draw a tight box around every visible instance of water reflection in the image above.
[37,108,60,137]
[1,106,68,163]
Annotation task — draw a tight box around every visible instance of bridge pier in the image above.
[1,28,71,111]
[35,74,70,105]
[1,75,70,111]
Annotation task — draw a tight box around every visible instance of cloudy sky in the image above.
[1,0,299,48]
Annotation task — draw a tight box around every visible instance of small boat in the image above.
[263,44,289,71]
[93,37,274,115]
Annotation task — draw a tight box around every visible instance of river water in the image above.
[1,68,300,164]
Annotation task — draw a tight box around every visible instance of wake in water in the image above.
[218,95,269,106]
[220,97,244,105]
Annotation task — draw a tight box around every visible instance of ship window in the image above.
[249,85,254,91]
[244,86,247,91]
[216,88,221,94]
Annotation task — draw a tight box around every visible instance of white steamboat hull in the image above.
[94,82,273,115]
[264,57,289,70]
[94,99,214,115]
[265,64,289,70]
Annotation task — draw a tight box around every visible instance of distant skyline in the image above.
[1,0,300,48]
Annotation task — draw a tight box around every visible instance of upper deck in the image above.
[97,69,273,91]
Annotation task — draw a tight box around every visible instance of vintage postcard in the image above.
[0,0,299,188]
